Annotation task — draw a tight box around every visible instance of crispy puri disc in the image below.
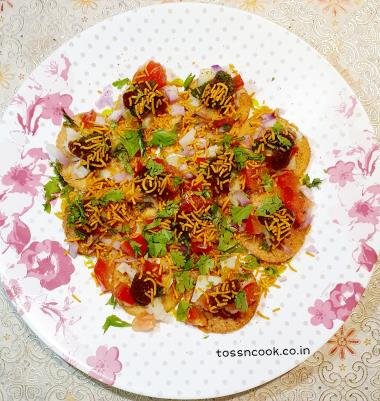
[242,225,310,263]
[293,136,311,178]
[199,296,260,334]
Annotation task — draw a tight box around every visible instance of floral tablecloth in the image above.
[0,1,379,400]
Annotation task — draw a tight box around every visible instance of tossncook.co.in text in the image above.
[216,346,310,358]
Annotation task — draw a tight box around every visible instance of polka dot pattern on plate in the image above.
[0,3,377,400]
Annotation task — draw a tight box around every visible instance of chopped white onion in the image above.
[45,143,68,165]
[68,242,78,258]
[72,163,90,179]
[181,147,195,157]
[108,109,124,122]
[113,172,128,183]
[220,256,237,270]
[112,240,121,250]
[147,298,172,323]
[230,190,250,207]
[191,275,222,302]
[101,238,112,246]
[117,262,136,281]
[100,169,112,179]
[142,115,152,129]
[195,138,207,148]
[262,113,276,128]
[170,103,185,116]
[179,128,196,148]
[166,153,184,168]
[163,85,179,103]
[206,144,219,158]
[189,95,200,107]
[197,68,216,86]
[95,115,106,125]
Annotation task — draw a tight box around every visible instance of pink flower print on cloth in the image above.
[356,240,378,272]
[39,92,73,126]
[86,346,122,385]
[6,214,31,254]
[3,279,22,301]
[348,199,380,225]
[326,160,355,187]
[19,240,75,290]
[2,164,42,196]
[329,281,364,321]
[308,299,336,329]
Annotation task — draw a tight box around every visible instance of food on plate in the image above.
[44,61,314,333]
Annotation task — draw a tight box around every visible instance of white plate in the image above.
[0,4,379,399]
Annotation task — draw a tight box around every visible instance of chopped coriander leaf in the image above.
[67,198,86,225]
[150,129,177,147]
[62,109,76,127]
[271,121,283,134]
[302,174,322,189]
[243,254,260,270]
[264,266,279,277]
[233,147,264,169]
[222,134,232,147]
[183,73,195,90]
[144,219,162,231]
[175,271,195,293]
[235,291,248,312]
[51,161,66,186]
[252,97,260,108]
[120,224,130,233]
[106,294,117,309]
[112,77,131,89]
[170,250,186,268]
[43,177,61,213]
[196,255,214,275]
[176,300,190,321]
[146,159,164,177]
[231,205,253,225]
[145,229,173,257]
[129,240,142,256]
[183,258,193,271]
[218,229,237,252]
[102,314,131,333]
[109,121,117,129]
[101,189,124,204]
[74,229,87,240]
[157,201,179,218]
[277,134,292,149]
[256,194,282,217]
[173,176,183,187]
[260,240,270,251]
[119,129,143,158]
[117,152,133,174]
[261,173,273,192]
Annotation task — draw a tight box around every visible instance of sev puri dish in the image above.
[44,61,315,333]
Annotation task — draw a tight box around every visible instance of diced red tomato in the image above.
[275,170,299,190]
[190,240,215,255]
[94,259,112,290]
[244,214,263,236]
[131,234,148,255]
[131,157,145,175]
[233,74,244,90]
[114,283,135,305]
[242,282,260,306]
[133,60,167,88]
[274,170,308,225]
[143,260,162,282]
[120,241,135,257]
[242,167,261,193]
[81,110,97,128]
[187,305,207,327]
[180,194,208,213]
[212,117,236,129]
[121,234,148,257]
